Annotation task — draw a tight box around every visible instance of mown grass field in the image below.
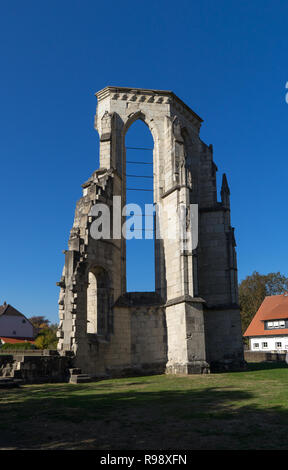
[1,363,288,450]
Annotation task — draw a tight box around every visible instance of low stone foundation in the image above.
[166,361,210,375]
[0,350,74,383]
[244,351,287,363]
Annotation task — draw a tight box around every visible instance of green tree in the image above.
[49,323,58,334]
[29,317,58,350]
[34,327,58,350]
[239,271,288,334]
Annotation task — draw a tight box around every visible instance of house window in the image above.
[254,343,259,349]
[267,320,287,329]
[275,342,282,349]
[262,342,268,348]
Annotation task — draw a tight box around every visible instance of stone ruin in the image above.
[57,86,245,378]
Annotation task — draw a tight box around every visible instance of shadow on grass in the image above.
[1,376,288,450]
[0,385,253,419]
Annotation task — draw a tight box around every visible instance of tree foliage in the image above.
[28,316,58,350]
[29,316,50,329]
[34,327,58,350]
[239,271,288,334]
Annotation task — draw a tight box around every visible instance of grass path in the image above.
[1,363,288,450]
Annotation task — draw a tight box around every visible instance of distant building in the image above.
[0,302,36,343]
[244,294,288,352]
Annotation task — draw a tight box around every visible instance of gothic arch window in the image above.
[180,127,199,203]
[87,266,110,335]
[124,119,155,292]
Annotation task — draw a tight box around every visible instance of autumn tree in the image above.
[34,327,58,350]
[29,316,58,350]
[29,316,50,329]
[239,271,288,334]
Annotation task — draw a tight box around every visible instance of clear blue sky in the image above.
[1,0,288,323]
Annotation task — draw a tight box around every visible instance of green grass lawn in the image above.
[1,362,288,450]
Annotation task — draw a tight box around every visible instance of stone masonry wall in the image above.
[74,299,167,378]
[130,306,167,373]
[204,308,244,371]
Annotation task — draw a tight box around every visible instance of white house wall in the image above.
[250,336,288,352]
[0,316,34,338]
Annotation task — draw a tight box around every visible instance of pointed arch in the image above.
[87,265,111,336]
[123,110,158,145]
[124,118,156,292]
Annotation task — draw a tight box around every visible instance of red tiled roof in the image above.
[244,294,288,337]
[0,337,35,344]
